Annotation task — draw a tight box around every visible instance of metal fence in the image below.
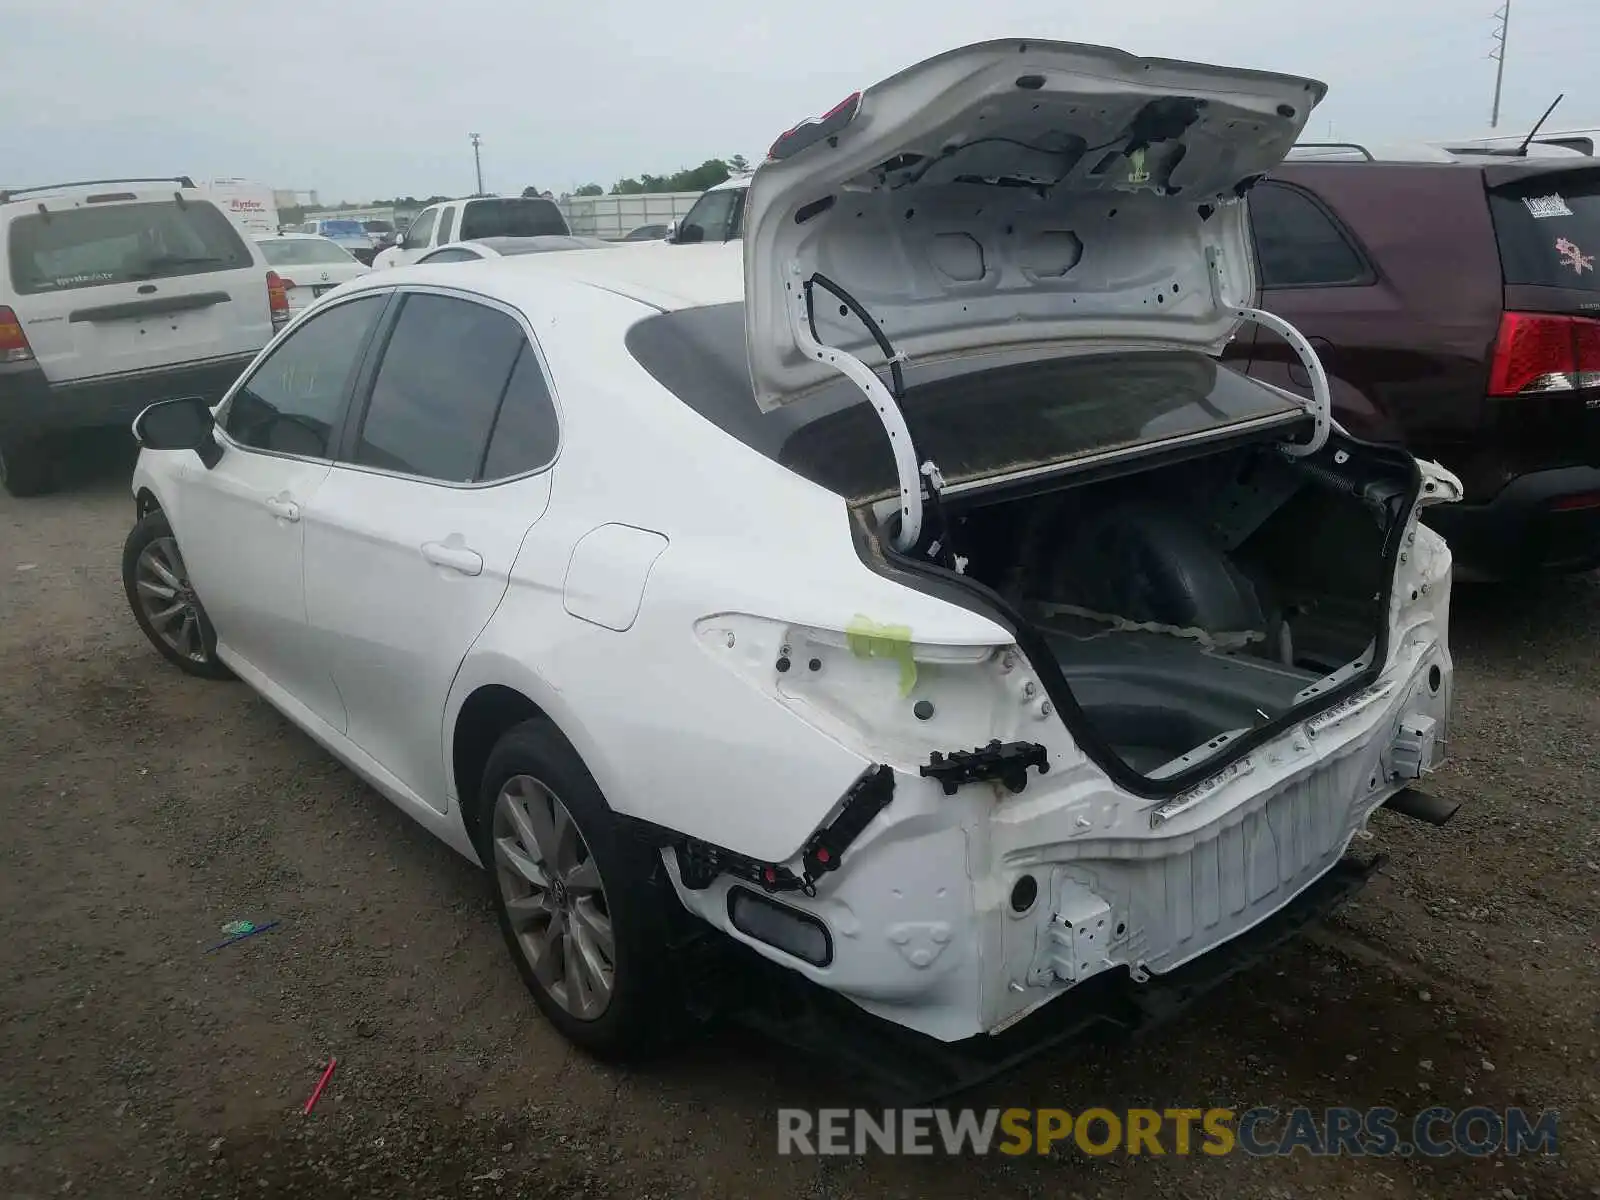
[558,192,702,239]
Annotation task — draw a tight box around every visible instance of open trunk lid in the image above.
[742,38,1326,412]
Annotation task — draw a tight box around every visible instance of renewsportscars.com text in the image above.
[777,1106,1560,1158]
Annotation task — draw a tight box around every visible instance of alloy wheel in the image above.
[134,537,208,664]
[492,774,616,1019]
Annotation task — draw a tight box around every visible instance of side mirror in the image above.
[133,396,222,468]
[664,220,678,243]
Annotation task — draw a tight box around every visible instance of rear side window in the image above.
[1249,183,1370,288]
[6,199,253,295]
[459,198,568,239]
[1490,172,1600,291]
[224,295,386,458]
[352,293,527,482]
[481,346,560,477]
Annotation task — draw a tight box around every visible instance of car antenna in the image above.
[1514,93,1565,157]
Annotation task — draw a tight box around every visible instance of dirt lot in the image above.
[2,439,1597,1199]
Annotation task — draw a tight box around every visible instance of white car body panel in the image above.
[743,39,1324,410]
[126,40,1456,1051]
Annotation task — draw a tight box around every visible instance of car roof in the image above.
[257,232,333,242]
[354,241,746,312]
[706,175,753,193]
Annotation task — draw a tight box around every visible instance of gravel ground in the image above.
[2,438,1597,1199]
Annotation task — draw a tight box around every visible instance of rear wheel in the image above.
[479,718,680,1058]
[121,510,233,679]
[0,437,54,497]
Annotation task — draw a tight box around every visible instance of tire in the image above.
[121,509,233,680]
[0,437,55,497]
[478,717,680,1059]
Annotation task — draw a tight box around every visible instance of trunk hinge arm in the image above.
[1208,247,1332,458]
[786,262,928,552]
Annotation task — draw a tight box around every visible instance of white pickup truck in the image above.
[373,195,571,269]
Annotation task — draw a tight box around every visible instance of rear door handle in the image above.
[264,496,300,522]
[421,540,484,576]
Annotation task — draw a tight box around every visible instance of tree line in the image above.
[289,154,753,222]
[526,155,751,200]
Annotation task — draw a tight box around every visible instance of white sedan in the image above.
[254,233,370,312]
[120,39,1462,1065]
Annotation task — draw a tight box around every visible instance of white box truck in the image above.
[201,178,279,239]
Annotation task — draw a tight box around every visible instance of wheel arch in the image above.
[447,660,620,858]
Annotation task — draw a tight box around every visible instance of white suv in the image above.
[119,41,1463,1072]
[0,177,278,496]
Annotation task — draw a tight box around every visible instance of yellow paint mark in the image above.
[845,615,918,696]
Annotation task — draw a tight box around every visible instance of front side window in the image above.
[675,189,739,244]
[222,295,387,458]
[1249,183,1370,288]
[6,199,252,295]
[436,207,456,245]
[404,209,437,248]
[351,294,527,482]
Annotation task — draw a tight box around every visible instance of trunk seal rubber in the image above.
[857,430,1423,800]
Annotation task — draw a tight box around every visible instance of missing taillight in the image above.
[1488,311,1600,396]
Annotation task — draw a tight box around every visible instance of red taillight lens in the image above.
[767,91,863,162]
[266,271,291,329]
[1488,311,1600,396]
[0,305,33,363]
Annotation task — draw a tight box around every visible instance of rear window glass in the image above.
[7,199,252,295]
[1490,170,1600,291]
[626,303,1304,500]
[459,199,569,240]
[317,220,367,238]
[258,238,355,266]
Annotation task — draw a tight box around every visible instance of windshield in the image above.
[1490,168,1600,292]
[458,199,569,239]
[363,220,394,234]
[258,238,357,267]
[627,303,1303,499]
[318,220,368,238]
[7,199,252,294]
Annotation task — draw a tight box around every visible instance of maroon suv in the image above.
[1233,151,1600,581]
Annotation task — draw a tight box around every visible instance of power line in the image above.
[1489,1,1511,128]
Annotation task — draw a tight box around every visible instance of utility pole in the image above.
[469,133,484,196]
[1489,1,1511,128]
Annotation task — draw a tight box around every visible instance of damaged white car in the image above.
[122,39,1461,1067]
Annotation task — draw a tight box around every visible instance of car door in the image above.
[302,288,561,809]
[179,290,392,732]
[1243,181,1397,442]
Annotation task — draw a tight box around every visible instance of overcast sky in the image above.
[3,0,1595,203]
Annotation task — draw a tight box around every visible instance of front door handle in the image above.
[264,495,300,522]
[421,540,484,576]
